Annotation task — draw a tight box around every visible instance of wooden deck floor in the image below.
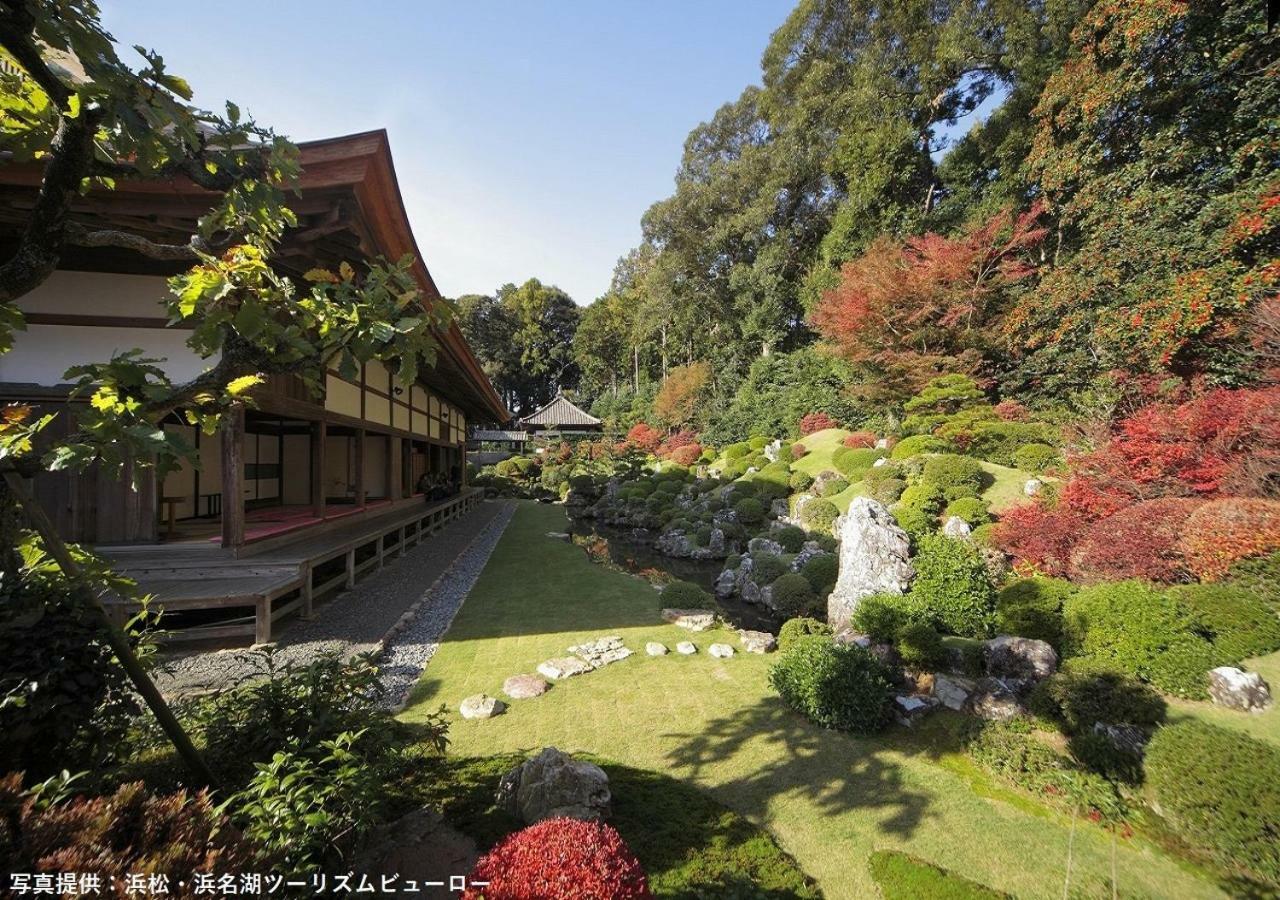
[100,489,485,644]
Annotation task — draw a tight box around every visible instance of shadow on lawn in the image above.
[662,695,930,839]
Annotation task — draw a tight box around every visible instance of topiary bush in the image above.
[800,554,839,596]
[660,580,712,609]
[843,431,878,448]
[995,578,1073,648]
[773,524,807,553]
[965,421,1060,466]
[789,470,814,491]
[890,434,950,460]
[723,441,752,460]
[768,636,895,734]
[778,616,831,651]
[1177,498,1280,581]
[907,534,995,638]
[463,817,651,900]
[1144,721,1280,889]
[895,623,948,671]
[1062,581,1218,698]
[733,497,766,526]
[1012,442,1061,473]
[799,498,840,535]
[770,573,820,619]
[1225,550,1280,611]
[1027,659,1166,735]
[850,593,916,643]
[832,446,883,479]
[818,476,850,497]
[868,477,907,506]
[1168,583,1280,663]
[893,481,945,535]
[945,496,991,527]
[921,454,985,500]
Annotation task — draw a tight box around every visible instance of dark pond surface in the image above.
[565,515,782,634]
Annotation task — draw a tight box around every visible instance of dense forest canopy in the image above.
[456,0,1277,436]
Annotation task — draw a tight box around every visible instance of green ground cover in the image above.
[401,501,1223,899]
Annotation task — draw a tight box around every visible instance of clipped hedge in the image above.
[908,534,996,638]
[1169,583,1280,663]
[799,499,840,536]
[1145,721,1280,888]
[1027,659,1166,735]
[894,481,945,535]
[832,447,883,479]
[995,577,1073,648]
[770,573,820,619]
[773,524,808,553]
[660,580,712,609]
[945,496,991,527]
[890,434,951,459]
[818,476,850,498]
[895,623,948,671]
[1012,443,1060,473]
[921,454,984,500]
[777,617,831,651]
[800,554,839,596]
[789,470,815,491]
[769,635,895,734]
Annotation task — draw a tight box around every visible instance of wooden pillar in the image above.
[311,420,327,520]
[387,436,398,501]
[220,402,245,549]
[301,566,314,619]
[354,428,366,509]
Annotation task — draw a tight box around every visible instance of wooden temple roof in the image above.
[519,393,602,429]
[0,129,511,424]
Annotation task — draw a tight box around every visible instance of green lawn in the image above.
[1169,649,1280,748]
[401,502,1222,899]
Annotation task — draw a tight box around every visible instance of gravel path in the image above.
[154,501,512,696]
[378,501,515,710]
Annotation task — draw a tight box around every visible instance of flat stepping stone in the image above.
[537,657,594,680]
[503,674,550,699]
[737,630,777,654]
[568,635,634,669]
[645,642,669,656]
[709,643,734,659]
[460,694,505,719]
[546,532,571,540]
[676,641,698,655]
[662,608,716,631]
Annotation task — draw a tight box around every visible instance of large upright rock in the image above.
[827,498,914,631]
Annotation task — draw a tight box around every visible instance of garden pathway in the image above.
[154,500,512,697]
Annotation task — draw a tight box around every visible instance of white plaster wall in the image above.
[0,271,214,385]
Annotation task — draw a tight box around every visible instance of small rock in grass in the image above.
[662,608,716,631]
[503,674,550,699]
[1024,478,1043,496]
[536,657,594,680]
[1208,666,1273,713]
[568,635,633,669]
[645,642,669,656]
[460,694,504,719]
[709,643,734,659]
[737,630,777,654]
[676,641,697,655]
[545,531,571,541]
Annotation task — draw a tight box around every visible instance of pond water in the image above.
[565,515,782,634]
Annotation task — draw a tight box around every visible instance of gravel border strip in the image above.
[377,501,516,711]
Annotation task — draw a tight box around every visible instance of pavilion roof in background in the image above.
[518,393,602,428]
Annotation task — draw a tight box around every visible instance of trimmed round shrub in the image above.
[843,431,878,449]
[798,412,838,435]
[463,817,651,899]
[660,580,711,609]
[750,553,789,585]
[1144,721,1280,888]
[670,444,702,466]
[1178,498,1280,581]
[862,462,901,487]
[768,636,895,734]
[1013,442,1061,473]
[773,524,807,553]
[789,470,815,491]
[790,443,808,460]
[850,593,915,643]
[799,499,840,535]
[945,496,991,527]
[890,434,950,460]
[966,421,1061,466]
[495,456,536,478]
[770,573,820,619]
[723,442,752,460]
[1062,581,1218,698]
[778,616,831,651]
[800,554,839,596]
[748,435,771,450]
[995,577,1073,648]
[868,477,906,506]
[1226,550,1280,611]
[921,454,984,500]
[1169,583,1280,662]
[832,447,883,479]
[1028,659,1166,735]
[818,476,850,498]
[907,534,996,638]
[733,497,766,526]
[1069,497,1201,584]
[895,623,947,671]
[893,481,945,535]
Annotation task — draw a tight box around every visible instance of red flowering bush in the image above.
[1178,498,1280,581]
[1069,498,1203,583]
[463,817,651,900]
[799,412,839,435]
[670,443,703,466]
[625,423,662,454]
[842,431,877,448]
[994,399,1030,421]
[791,443,808,460]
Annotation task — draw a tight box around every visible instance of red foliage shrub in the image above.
[1068,497,1204,583]
[992,501,1086,577]
[0,775,255,892]
[791,443,808,460]
[842,431,877,448]
[670,444,703,466]
[625,423,662,454]
[994,399,1030,421]
[656,429,698,460]
[799,412,839,435]
[1178,498,1280,581]
[463,817,651,900]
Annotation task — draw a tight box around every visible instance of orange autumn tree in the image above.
[652,361,712,429]
[811,206,1046,396]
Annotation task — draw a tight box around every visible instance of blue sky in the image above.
[96,1,797,304]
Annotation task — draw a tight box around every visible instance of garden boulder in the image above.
[967,678,1025,721]
[502,675,550,700]
[738,630,777,654]
[942,516,972,539]
[496,747,611,824]
[709,643,734,659]
[460,694,505,719]
[983,636,1058,681]
[537,657,594,680]
[932,674,975,711]
[827,498,914,631]
[662,608,716,631]
[1207,666,1273,713]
